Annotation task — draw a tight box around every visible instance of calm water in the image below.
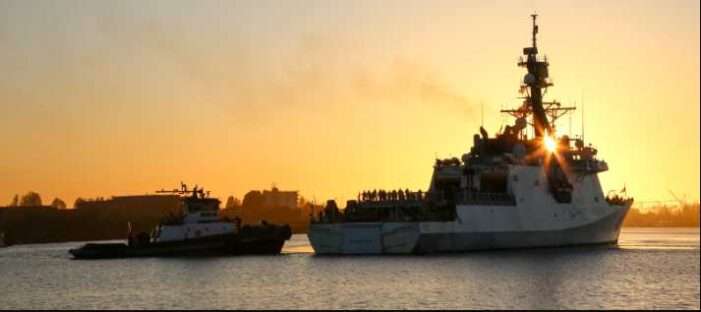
[0,228,698,309]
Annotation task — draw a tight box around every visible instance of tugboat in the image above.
[69,183,292,259]
[308,15,633,254]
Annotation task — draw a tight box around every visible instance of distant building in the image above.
[261,187,298,209]
[235,186,314,233]
[0,194,184,245]
[76,195,181,217]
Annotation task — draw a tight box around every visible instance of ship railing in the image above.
[605,193,633,206]
[461,192,516,206]
[570,159,608,173]
[356,199,423,208]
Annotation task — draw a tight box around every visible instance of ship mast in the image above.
[519,14,552,138]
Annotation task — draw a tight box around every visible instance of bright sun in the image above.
[544,136,557,152]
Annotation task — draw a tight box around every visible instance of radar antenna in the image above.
[156,183,208,199]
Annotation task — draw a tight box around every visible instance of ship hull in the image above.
[415,205,628,253]
[308,204,630,255]
[69,225,291,259]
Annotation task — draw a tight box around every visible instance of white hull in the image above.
[308,166,632,254]
[308,204,629,254]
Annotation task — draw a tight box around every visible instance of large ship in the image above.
[69,184,292,259]
[308,15,633,254]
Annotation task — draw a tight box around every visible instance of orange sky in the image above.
[0,0,698,207]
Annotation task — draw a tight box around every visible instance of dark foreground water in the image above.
[0,228,698,309]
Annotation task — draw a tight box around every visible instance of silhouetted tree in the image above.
[51,198,67,210]
[9,194,19,206]
[242,191,263,210]
[74,197,86,209]
[225,196,241,209]
[19,192,42,206]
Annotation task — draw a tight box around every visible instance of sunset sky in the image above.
[1,0,698,207]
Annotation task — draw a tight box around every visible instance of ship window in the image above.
[513,175,519,182]
[594,196,599,202]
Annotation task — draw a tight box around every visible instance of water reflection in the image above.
[617,227,700,250]
[0,228,698,309]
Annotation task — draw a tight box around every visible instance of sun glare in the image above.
[544,136,557,153]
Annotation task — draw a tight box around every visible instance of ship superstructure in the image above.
[308,15,633,254]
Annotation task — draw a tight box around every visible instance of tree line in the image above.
[623,202,700,227]
[4,191,699,229]
[6,192,66,209]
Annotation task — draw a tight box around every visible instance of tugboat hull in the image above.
[70,225,291,259]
